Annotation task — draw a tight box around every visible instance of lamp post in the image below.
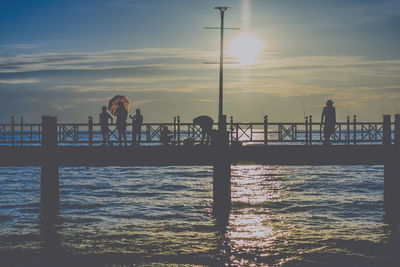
[215,7,229,119]
[205,7,238,132]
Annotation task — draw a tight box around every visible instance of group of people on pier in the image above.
[99,103,176,146]
[99,103,144,146]
[99,99,337,146]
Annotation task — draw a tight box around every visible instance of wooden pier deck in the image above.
[0,145,397,167]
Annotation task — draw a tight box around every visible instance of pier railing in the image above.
[0,115,399,146]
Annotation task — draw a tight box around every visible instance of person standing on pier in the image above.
[99,106,113,146]
[321,100,336,145]
[115,102,128,146]
[129,108,143,146]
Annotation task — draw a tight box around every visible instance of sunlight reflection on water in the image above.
[224,165,290,265]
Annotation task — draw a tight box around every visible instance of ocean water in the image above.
[0,165,399,266]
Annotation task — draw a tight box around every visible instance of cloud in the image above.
[0,78,40,84]
[97,76,211,84]
[2,44,43,50]
[1,47,400,121]
[0,48,213,74]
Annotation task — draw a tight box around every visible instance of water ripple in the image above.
[1,165,399,265]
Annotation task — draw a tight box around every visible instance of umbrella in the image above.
[108,95,130,116]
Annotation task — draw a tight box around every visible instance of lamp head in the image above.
[214,6,230,12]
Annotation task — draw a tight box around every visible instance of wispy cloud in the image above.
[0,48,213,74]
[1,47,400,121]
[97,76,211,84]
[2,43,43,50]
[0,78,40,84]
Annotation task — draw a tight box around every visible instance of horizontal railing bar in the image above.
[0,124,42,127]
[0,122,388,127]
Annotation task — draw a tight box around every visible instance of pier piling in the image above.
[41,116,59,220]
[383,115,400,220]
[213,157,231,216]
[213,115,231,216]
[384,156,400,221]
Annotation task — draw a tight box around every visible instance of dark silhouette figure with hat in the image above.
[115,102,128,146]
[321,100,336,145]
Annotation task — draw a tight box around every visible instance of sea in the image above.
[1,164,399,266]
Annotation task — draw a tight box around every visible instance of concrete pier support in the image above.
[213,115,231,216]
[384,157,400,220]
[213,158,231,215]
[383,115,400,221]
[41,116,59,220]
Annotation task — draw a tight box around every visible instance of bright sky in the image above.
[1,0,400,122]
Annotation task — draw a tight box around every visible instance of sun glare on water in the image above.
[227,33,263,66]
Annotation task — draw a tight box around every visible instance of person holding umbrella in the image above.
[108,95,130,146]
[115,102,128,146]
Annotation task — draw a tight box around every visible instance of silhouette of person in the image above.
[193,115,214,145]
[99,106,113,146]
[115,102,128,146]
[129,108,143,146]
[321,100,336,145]
[160,126,173,145]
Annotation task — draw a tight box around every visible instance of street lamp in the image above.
[205,7,239,131]
[215,7,229,119]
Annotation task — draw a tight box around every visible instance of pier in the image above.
[0,114,399,221]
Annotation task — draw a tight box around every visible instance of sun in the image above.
[227,33,263,66]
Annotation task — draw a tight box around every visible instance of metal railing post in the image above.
[346,116,350,145]
[361,121,364,141]
[131,116,134,145]
[309,115,312,145]
[173,116,177,143]
[236,123,239,141]
[146,125,150,142]
[20,117,24,146]
[230,116,234,143]
[305,116,309,146]
[177,116,181,145]
[353,115,357,145]
[395,114,400,146]
[264,115,268,146]
[11,116,15,148]
[88,116,93,147]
